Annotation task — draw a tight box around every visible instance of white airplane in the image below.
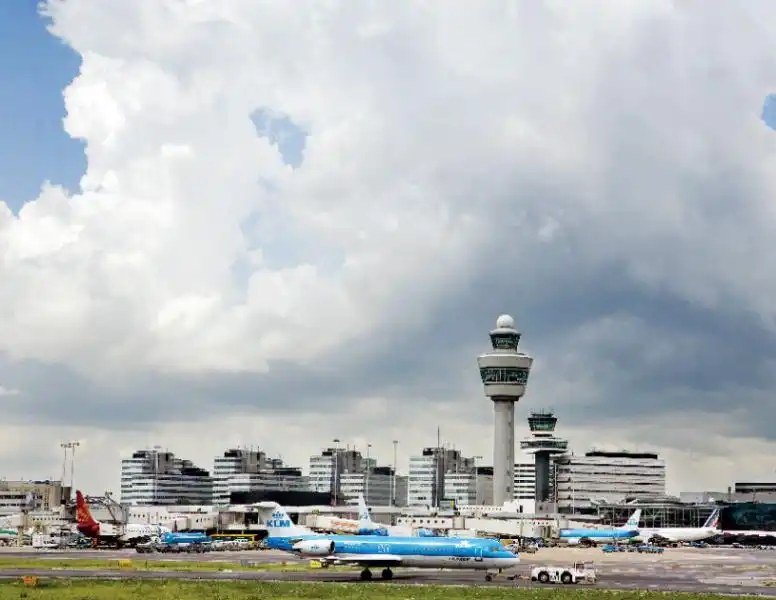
[76,491,170,546]
[561,509,641,545]
[306,495,389,535]
[633,508,721,543]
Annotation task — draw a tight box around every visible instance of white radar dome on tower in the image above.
[496,314,515,329]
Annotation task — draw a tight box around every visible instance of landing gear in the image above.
[485,573,493,581]
[360,568,372,581]
[381,568,393,580]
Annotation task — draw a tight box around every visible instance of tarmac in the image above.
[0,546,775,595]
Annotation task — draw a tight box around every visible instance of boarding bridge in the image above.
[395,515,562,538]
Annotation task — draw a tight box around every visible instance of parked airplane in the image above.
[357,495,435,537]
[633,509,721,543]
[75,491,170,546]
[257,502,520,581]
[560,509,641,545]
[355,495,389,536]
[158,531,211,545]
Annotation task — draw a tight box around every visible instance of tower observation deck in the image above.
[477,314,534,506]
[520,410,568,503]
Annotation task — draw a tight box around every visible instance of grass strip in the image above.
[0,557,317,572]
[0,579,752,600]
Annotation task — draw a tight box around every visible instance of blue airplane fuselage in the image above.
[357,527,389,536]
[559,528,638,540]
[264,533,519,571]
[160,532,210,544]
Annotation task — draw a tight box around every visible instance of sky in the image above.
[1,0,776,498]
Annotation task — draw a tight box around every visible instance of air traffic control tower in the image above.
[477,314,534,506]
[520,411,568,503]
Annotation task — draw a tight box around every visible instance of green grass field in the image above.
[0,580,752,600]
[0,557,317,572]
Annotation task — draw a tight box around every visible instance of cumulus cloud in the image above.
[1,0,775,494]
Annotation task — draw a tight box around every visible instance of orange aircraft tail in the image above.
[75,490,100,537]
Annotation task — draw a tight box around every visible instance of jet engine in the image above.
[565,537,580,546]
[291,540,335,556]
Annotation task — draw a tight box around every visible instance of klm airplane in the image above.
[158,532,210,545]
[559,509,641,545]
[257,502,519,581]
[356,494,434,537]
[355,494,389,536]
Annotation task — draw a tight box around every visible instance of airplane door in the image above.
[474,547,483,562]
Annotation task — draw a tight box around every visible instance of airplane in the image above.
[633,509,721,544]
[158,531,211,545]
[257,501,520,581]
[355,494,389,536]
[356,495,435,537]
[559,509,641,546]
[0,528,21,542]
[75,490,171,546]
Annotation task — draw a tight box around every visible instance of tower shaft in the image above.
[492,398,515,506]
[535,452,551,503]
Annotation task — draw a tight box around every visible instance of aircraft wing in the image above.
[325,554,403,565]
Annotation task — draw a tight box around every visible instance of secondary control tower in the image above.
[520,410,568,503]
[477,314,534,506]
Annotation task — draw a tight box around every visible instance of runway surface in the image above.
[0,546,774,595]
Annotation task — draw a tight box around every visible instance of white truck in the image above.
[530,561,596,584]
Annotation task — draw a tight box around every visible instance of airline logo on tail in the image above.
[703,509,720,530]
[357,494,371,523]
[623,509,641,529]
[267,511,293,529]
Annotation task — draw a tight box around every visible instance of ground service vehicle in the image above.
[531,561,596,584]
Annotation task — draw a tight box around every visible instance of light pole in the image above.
[60,443,69,489]
[332,438,341,506]
[473,455,483,505]
[365,443,372,505]
[60,441,80,497]
[70,441,79,492]
[392,440,398,506]
[153,445,162,505]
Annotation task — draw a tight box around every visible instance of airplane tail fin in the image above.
[702,508,720,529]
[75,491,100,536]
[623,509,641,529]
[255,502,311,537]
[357,493,372,524]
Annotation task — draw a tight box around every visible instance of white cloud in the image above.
[0,386,20,397]
[0,0,774,493]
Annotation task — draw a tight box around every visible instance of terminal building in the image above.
[0,480,66,515]
[212,448,307,505]
[554,449,666,514]
[407,447,476,507]
[120,449,213,505]
[513,461,537,506]
[308,446,407,506]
